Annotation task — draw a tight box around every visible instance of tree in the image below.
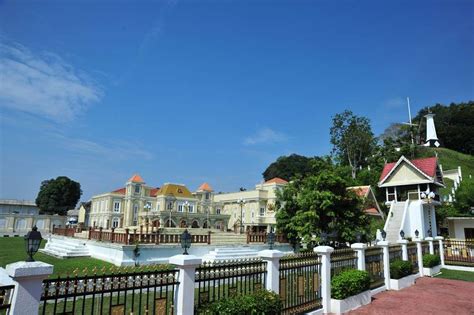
[330,110,376,179]
[275,165,370,248]
[262,154,316,181]
[35,176,82,215]
[453,179,474,215]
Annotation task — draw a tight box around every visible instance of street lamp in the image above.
[381,229,387,241]
[180,229,192,255]
[24,226,42,262]
[237,198,246,234]
[267,228,276,250]
[400,230,405,240]
[415,229,419,238]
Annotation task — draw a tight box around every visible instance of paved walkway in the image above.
[348,277,474,315]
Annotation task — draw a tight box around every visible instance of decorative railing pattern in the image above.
[194,258,266,314]
[246,232,288,244]
[365,247,384,289]
[389,245,403,262]
[52,226,76,237]
[86,227,211,245]
[0,284,14,314]
[421,241,430,255]
[444,239,474,266]
[279,252,322,314]
[40,268,179,315]
[407,242,419,274]
[331,248,357,277]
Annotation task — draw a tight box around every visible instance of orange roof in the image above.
[265,177,288,185]
[150,188,160,197]
[112,187,126,195]
[128,174,145,183]
[364,207,381,216]
[347,186,370,198]
[198,182,213,192]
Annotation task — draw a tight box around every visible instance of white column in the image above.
[258,249,284,293]
[169,254,202,315]
[435,236,445,266]
[414,238,424,276]
[5,261,54,315]
[378,241,391,290]
[350,243,367,271]
[425,237,435,254]
[397,239,409,261]
[314,246,334,314]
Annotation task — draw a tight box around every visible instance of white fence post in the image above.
[314,245,334,314]
[377,241,391,290]
[169,254,202,315]
[425,237,435,254]
[397,239,408,261]
[258,249,284,294]
[435,236,445,266]
[414,238,424,276]
[4,261,53,315]
[350,243,367,271]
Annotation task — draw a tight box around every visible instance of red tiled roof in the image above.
[347,186,370,198]
[379,157,438,181]
[150,188,160,197]
[265,177,288,185]
[198,182,213,192]
[364,207,381,216]
[128,174,145,183]
[112,187,126,194]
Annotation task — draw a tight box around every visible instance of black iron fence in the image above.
[388,245,403,262]
[194,258,266,314]
[40,268,179,315]
[279,252,322,314]
[0,284,14,315]
[331,248,357,277]
[444,239,474,267]
[407,242,419,274]
[365,247,384,289]
[423,240,431,254]
[433,241,440,256]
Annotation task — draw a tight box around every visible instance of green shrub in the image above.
[200,290,282,314]
[423,254,440,268]
[390,260,413,279]
[331,269,371,300]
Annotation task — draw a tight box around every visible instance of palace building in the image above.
[89,175,288,232]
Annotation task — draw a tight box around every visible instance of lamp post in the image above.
[400,230,405,239]
[24,226,42,262]
[381,229,387,241]
[180,229,192,255]
[237,198,246,234]
[267,228,276,250]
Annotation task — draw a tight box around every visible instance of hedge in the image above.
[199,290,282,314]
[331,269,371,300]
[390,260,413,279]
[423,254,440,268]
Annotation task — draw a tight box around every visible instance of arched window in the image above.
[112,217,119,228]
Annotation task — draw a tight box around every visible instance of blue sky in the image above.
[0,0,473,201]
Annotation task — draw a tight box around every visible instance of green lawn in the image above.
[435,268,474,282]
[0,237,117,278]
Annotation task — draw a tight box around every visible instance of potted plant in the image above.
[389,259,416,290]
[331,269,371,314]
[422,254,441,276]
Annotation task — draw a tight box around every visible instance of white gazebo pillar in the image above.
[351,243,367,271]
[397,239,409,261]
[314,245,334,314]
[378,241,391,290]
[414,238,424,276]
[435,236,445,266]
[169,254,202,315]
[258,249,284,293]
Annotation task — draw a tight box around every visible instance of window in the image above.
[113,201,120,213]
[156,203,160,211]
[260,207,265,216]
[205,193,210,200]
[167,202,173,210]
[178,204,183,212]
[216,208,221,214]
[112,218,119,228]
[134,185,140,194]
[465,228,474,241]
[189,205,194,213]
[133,204,138,225]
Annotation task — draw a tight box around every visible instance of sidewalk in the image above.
[348,277,474,315]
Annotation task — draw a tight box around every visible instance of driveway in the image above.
[348,277,474,315]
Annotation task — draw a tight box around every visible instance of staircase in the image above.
[210,231,247,245]
[202,246,259,262]
[384,202,406,243]
[40,236,90,258]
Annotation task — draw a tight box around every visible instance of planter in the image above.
[389,274,417,291]
[330,290,371,314]
[423,265,441,277]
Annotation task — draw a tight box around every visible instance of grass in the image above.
[435,268,474,282]
[0,237,169,278]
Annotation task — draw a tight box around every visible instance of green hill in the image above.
[417,147,474,196]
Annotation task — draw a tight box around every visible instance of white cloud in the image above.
[0,41,103,122]
[383,97,406,109]
[244,127,288,145]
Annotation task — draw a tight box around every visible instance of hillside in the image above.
[417,147,474,196]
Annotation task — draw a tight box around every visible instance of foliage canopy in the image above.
[35,176,82,215]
